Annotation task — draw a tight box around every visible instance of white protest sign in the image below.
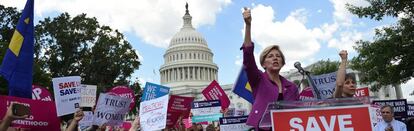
[309,72,336,99]
[80,85,97,107]
[52,76,82,116]
[78,111,94,130]
[140,95,169,131]
[93,93,132,126]
[220,116,251,131]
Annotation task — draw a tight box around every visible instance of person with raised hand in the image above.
[241,7,299,130]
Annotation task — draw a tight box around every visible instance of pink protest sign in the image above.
[108,86,136,111]
[183,118,192,129]
[32,85,52,101]
[201,80,230,109]
[168,95,194,117]
[0,95,60,131]
[166,112,180,128]
[299,87,315,100]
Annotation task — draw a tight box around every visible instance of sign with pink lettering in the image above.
[201,80,230,109]
[108,86,135,111]
[32,85,52,101]
[0,95,60,130]
[52,76,82,116]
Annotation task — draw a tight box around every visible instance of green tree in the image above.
[347,0,414,91]
[0,5,51,94]
[310,59,340,75]
[35,13,141,90]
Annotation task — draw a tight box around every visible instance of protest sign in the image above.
[166,112,181,128]
[93,93,132,126]
[52,76,82,116]
[78,111,94,130]
[308,72,337,99]
[408,104,414,118]
[108,86,135,110]
[191,100,222,123]
[299,87,315,100]
[202,80,230,110]
[80,85,97,107]
[141,82,170,101]
[32,85,52,101]
[354,87,370,97]
[168,95,194,116]
[220,116,251,131]
[140,95,169,131]
[370,104,382,127]
[0,95,60,130]
[271,105,373,131]
[372,99,408,121]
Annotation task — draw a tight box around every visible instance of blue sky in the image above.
[2,0,413,101]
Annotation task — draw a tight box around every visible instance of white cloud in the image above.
[330,0,369,26]
[247,5,321,69]
[317,9,322,13]
[402,79,414,102]
[1,0,231,48]
[328,30,363,52]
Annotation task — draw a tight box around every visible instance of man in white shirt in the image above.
[374,105,407,131]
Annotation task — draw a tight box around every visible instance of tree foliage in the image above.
[310,59,340,75]
[347,0,414,90]
[35,13,141,90]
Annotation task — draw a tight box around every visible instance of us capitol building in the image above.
[159,4,251,115]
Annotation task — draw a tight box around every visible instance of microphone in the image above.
[294,62,305,75]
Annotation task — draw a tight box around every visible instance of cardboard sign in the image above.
[372,99,408,121]
[108,86,135,110]
[220,116,251,131]
[140,95,169,131]
[78,111,94,130]
[202,80,230,109]
[80,85,97,107]
[299,87,315,100]
[93,93,132,126]
[354,87,369,97]
[141,82,170,101]
[52,76,82,116]
[408,104,414,118]
[271,105,373,131]
[0,95,60,130]
[32,85,52,101]
[191,100,222,123]
[168,95,194,116]
[308,72,337,99]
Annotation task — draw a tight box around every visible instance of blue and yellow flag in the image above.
[232,66,254,104]
[0,0,34,98]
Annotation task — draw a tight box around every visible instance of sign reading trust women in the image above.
[52,76,82,116]
[271,105,373,131]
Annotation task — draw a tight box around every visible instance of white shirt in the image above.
[374,119,407,131]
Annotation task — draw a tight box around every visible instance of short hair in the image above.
[381,105,394,114]
[345,73,356,82]
[259,45,286,67]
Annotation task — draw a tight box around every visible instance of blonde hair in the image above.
[259,45,285,67]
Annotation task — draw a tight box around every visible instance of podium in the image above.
[259,97,372,130]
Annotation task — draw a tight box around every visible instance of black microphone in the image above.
[294,62,305,75]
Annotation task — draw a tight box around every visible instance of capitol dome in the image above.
[159,3,218,89]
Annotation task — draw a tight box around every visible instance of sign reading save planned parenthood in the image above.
[0,95,60,130]
[271,105,373,131]
[220,116,251,131]
[93,93,132,126]
[141,82,170,101]
[52,76,82,116]
[191,100,222,123]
